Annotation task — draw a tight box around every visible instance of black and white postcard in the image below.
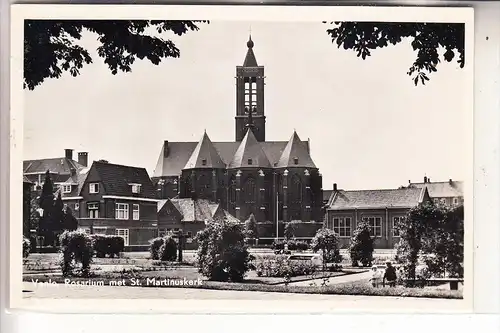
[9,4,474,313]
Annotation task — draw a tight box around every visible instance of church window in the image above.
[198,173,210,196]
[244,177,256,204]
[291,175,302,204]
[293,157,299,165]
[202,159,207,166]
[229,176,237,204]
[247,158,253,165]
[244,79,257,113]
[184,175,192,196]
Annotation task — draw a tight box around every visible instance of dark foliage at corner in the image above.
[325,22,465,85]
[24,20,209,90]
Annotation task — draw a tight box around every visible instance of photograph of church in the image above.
[152,36,324,231]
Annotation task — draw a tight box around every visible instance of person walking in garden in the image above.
[369,265,383,288]
[383,262,397,287]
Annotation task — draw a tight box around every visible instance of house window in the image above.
[393,216,405,237]
[115,203,129,220]
[293,157,299,165]
[62,184,72,193]
[453,197,459,205]
[131,184,141,194]
[74,203,79,211]
[202,159,207,166]
[362,217,382,237]
[332,217,351,237]
[116,229,129,246]
[93,227,107,236]
[87,202,99,218]
[89,183,99,194]
[133,204,140,220]
[187,231,192,238]
[247,158,253,165]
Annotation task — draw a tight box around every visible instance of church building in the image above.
[152,36,324,228]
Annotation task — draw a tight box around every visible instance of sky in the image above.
[23,21,468,191]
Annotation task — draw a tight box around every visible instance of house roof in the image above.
[23,176,33,184]
[23,157,84,176]
[228,129,272,169]
[183,131,226,169]
[276,131,316,168]
[158,198,238,223]
[409,181,463,198]
[243,35,258,67]
[328,187,427,210]
[88,161,156,198]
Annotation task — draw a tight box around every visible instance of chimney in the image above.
[164,140,169,157]
[65,149,73,160]
[449,179,453,184]
[333,183,337,191]
[408,180,411,184]
[78,152,88,167]
[423,176,428,183]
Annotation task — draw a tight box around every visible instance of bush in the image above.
[349,222,374,267]
[271,240,309,252]
[256,256,316,278]
[311,228,342,270]
[196,219,253,282]
[271,240,285,250]
[159,236,177,261]
[23,236,31,258]
[59,230,93,277]
[149,237,164,260]
[91,235,125,258]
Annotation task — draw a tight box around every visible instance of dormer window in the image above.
[131,184,142,194]
[89,183,99,194]
[293,157,299,165]
[62,184,72,193]
[248,158,253,165]
[202,159,207,166]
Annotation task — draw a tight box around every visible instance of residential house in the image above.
[325,185,431,249]
[62,160,159,249]
[157,198,239,249]
[407,176,464,207]
[23,149,89,192]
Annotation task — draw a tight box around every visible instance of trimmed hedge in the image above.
[256,255,316,278]
[149,236,177,261]
[91,235,125,258]
[271,239,310,251]
[23,236,31,258]
[59,230,93,277]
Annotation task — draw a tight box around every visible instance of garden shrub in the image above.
[311,228,342,270]
[271,240,285,250]
[23,236,31,258]
[91,235,125,258]
[196,219,253,282]
[256,255,316,277]
[59,230,93,277]
[271,240,309,251]
[349,222,374,267]
[159,235,177,261]
[149,237,164,260]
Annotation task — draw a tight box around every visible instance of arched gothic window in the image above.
[229,176,237,204]
[291,174,302,204]
[184,175,192,197]
[244,177,256,204]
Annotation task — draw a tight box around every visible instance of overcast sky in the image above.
[23,21,468,190]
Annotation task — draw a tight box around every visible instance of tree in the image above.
[396,201,446,284]
[38,171,55,245]
[195,217,254,282]
[62,206,79,231]
[324,22,465,85]
[349,222,374,267]
[311,228,342,271]
[284,222,296,240]
[52,192,65,241]
[24,20,208,90]
[244,213,259,241]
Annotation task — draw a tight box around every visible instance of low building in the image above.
[407,176,463,207]
[157,198,239,249]
[62,160,159,249]
[325,186,431,249]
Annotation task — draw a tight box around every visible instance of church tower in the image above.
[235,35,266,142]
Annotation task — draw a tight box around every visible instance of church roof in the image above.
[183,131,226,169]
[276,131,316,168]
[228,129,272,169]
[152,139,312,177]
[243,35,258,67]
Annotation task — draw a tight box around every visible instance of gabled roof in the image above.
[409,181,463,198]
[276,131,316,168]
[23,157,84,175]
[243,35,258,67]
[183,132,226,169]
[228,129,272,168]
[23,176,33,184]
[87,161,156,198]
[328,187,428,210]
